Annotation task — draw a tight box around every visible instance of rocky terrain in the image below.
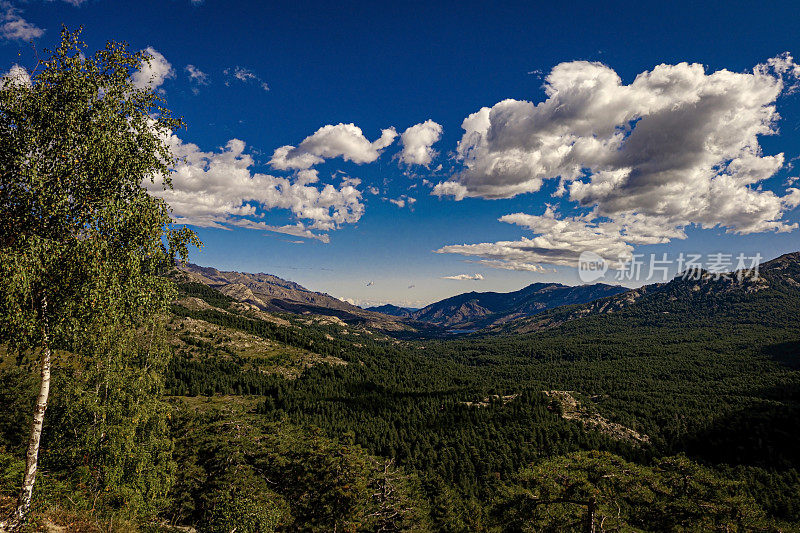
[173,263,411,331]
[544,390,650,445]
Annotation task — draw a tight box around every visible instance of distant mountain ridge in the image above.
[173,263,409,331]
[174,264,634,332]
[495,251,800,334]
[364,304,418,317]
[173,253,800,336]
[409,282,629,328]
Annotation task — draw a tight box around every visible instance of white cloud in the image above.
[398,119,442,166]
[270,123,397,170]
[431,180,468,200]
[1,2,43,41]
[783,188,800,209]
[762,52,800,84]
[466,260,552,273]
[436,206,686,269]
[131,47,175,91]
[146,135,364,242]
[435,55,800,270]
[233,67,255,82]
[441,273,484,280]
[387,194,415,209]
[224,66,269,91]
[1,64,31,87]
[185,64,208,85]
[229,220,331,243]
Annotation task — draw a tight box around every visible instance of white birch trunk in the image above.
[4,298,51,530]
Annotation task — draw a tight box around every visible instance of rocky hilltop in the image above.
[173,263,409,331]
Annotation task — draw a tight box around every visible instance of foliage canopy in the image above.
[0,27,198,527]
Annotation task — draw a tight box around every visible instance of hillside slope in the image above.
[173,263,409,331]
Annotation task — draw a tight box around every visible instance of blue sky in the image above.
[3,0,800,307]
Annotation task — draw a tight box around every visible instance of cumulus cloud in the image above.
[431,180,468,200]
[441,273,484,280]
[224,66,269,91]
[435,55,800,270]
[1,2,43,41]
[783,188,800,209]
[1,64,31,87]
[270,123,397,170]
[398,119,442,166]
[131,47,175,91]
[146,135,365,242]
[762,52,800,86]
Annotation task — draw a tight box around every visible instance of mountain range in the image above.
[176,263,634,332]
[173,252,800,336]
[406,282,629,328]
[364,304,418,317]
[494,251,800,334]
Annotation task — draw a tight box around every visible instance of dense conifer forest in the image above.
[3,256,800,530]
[156,273,800,530]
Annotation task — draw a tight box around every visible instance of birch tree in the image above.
[0,28,198,529]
